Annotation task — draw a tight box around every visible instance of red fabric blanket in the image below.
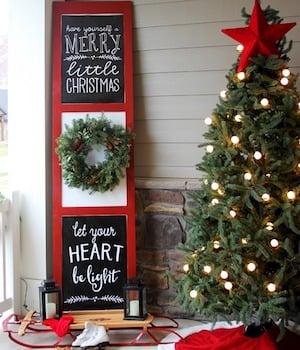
[175,325,277,350]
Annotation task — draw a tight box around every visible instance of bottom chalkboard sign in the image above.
[62,215,127,310]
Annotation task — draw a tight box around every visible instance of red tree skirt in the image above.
[173,324,300,350]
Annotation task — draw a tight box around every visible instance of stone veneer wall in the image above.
[135,179,201,318]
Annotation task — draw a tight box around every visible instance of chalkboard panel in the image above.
[62,215,127,310]
[61,15,124,103]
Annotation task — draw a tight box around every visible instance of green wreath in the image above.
[55,114,134,193]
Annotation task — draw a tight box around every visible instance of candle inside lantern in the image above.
[45,302,56,319]
[129,300,140,316]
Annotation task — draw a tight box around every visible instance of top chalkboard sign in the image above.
[61,15,124,103]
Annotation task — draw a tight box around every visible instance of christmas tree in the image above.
[175,0,300,334]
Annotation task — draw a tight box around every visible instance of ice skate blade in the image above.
[73,341,109,350]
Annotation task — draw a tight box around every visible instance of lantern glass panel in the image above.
[45,292,59,319]
[126,289,140,317]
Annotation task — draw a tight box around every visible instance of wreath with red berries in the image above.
[55,115,134,193]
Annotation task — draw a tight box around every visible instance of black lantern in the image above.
[38,279,62,321]
[123,277,147,320]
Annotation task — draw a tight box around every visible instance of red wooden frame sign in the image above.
[52,1,135,311]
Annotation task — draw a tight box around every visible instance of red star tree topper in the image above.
[222,0,296,72]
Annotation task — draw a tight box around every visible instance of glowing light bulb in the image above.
[270,239,279,248]
[224,281,233,290]
[267,283,276,293]
[280,77,289,86]
[266,222,274,231]
[218,188,224,196]
[190,289,198,298]
[237,72,246,81]
[211,182,220,190]
[262,193,270,202]
[241,238,248,244]
[244,172,252,181]
[220,270,229,279]
[213,240,220,249]
[204,117,212,125]
[247,262,256,272]
[282,68,290,77]
[183,264,189,272]
[220,90,227,100]
[191,251,197,258]
[254,151,262,160]
[234,114,242,122]
[236,44,244,53]
[231,136,240,144]
[260,98,269,107]
[229,209,237,218]
[211,198,219,205]
[297,163,300,170]
[287,190,296,200]
[203,265,212,274]
[206,145,214,153]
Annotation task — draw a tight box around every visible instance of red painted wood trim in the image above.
[52,1,135,305]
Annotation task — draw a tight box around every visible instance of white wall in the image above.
[8,0,55,313]
[132,0,300,180]
[7,0,300,313]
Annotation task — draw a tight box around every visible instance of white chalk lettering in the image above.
[64,33,121,55]
[90,226,116,244]
[66,60,119,78]
[72,265,86,284]
[71,265,121,292]
[65,77,120,94]
[87,265,121,292]
[72,221,87,238]
[68,243,125,263]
